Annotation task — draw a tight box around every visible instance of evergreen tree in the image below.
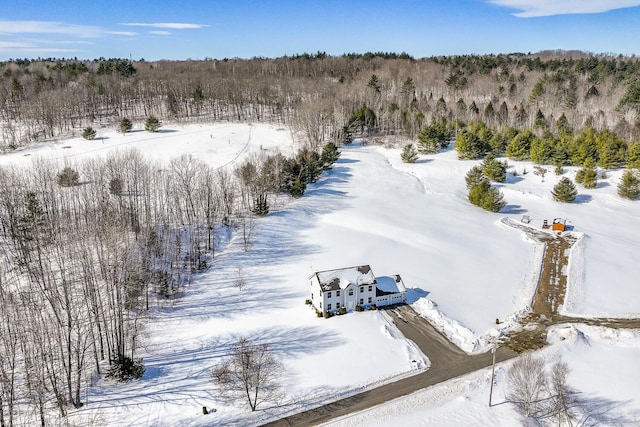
[417,118,450,153]
[16,191,47,244]
[82,127,97,140]
[401,144,419,163]
[252,193,270,216]
[455,128,488,160]
[119,117,133,134]
[144,115,161,132]
[596,130,627,169]
[482,155,507,182]
[465,165,485,189]
[529,133,555,164]
[576,158,597,188]
[468,179,506,212]
[552,177,578,202]
[506,130,533,160]
[617,170,640,199]
[367,74,381,94]
[320,142,340,169]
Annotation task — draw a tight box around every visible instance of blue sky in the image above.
[1,0,640,60]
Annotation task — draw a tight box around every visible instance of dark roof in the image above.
[314,265,377,292]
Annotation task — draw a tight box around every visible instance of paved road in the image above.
[263,305,517,426]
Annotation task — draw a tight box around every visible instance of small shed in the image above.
[551,218,566,232]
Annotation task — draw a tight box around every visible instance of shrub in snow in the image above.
[400,144,419,163]
[82,127,96,140]
[144,115,161,132]
[119,117,133,133]
[106,355,145,382]
[57,166,80,187]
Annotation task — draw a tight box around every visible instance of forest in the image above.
[1,50,640,425]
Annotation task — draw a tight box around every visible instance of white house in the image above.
[309,265,406,314]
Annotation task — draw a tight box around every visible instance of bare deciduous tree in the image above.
[507,353,546,417]
[211,337,283,411]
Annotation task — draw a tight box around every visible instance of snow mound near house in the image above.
[411,298,481,353]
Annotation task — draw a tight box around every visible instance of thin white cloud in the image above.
[120,22,209,29]
[149,30,172,36]
[489,0,640,17]
[106,31,139,37]
[0,40,82,55]
[0,20,103,37]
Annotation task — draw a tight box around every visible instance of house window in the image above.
[320,302,322,309]
[337,302,341,308]
[368,285,372,292]
[311,294,313,299]
[336,290,341,297]
[348,289,353,296]
[360,286,364,293]
[327,291,332,298]
[328,303,332,310]
[368,297,372,304]
[359,298,363,305]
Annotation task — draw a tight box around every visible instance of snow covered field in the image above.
[2,122,639,426]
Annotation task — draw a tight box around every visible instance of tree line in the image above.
[0,139,339,425]
[3,51,640,153]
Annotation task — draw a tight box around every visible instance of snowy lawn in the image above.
[323,324,640,427]
[3,123,639,426]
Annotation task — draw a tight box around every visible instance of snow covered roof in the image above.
[375,275,406,296]
[314,265,377,291]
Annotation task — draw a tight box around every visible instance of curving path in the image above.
[264,219,640,426]
[263,306,517,426]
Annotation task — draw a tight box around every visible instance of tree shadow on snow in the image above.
[501,204,527,214]
[505,174,524,184]
[574,194,592,204]
[574,393,640,426]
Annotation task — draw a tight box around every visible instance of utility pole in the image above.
[489,340,497,407]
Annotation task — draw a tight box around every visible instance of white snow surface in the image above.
[2,123,639,426]
[324,324,640,427]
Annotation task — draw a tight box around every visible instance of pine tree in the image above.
[506,130,533,161]
[320,142,340,169]
[617,170,640,199]
[82,127,97,140]
[252,194,270,216]
[144,115,161,132]
[119,117,133,134]
[417,118,450,154]
[401,144,419,163]
[628,142,640,169]
[482,155,507,182]
[468,179,506,212]
[576,158,597,188]
[552,177,578,202]
[465,165,485,189]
